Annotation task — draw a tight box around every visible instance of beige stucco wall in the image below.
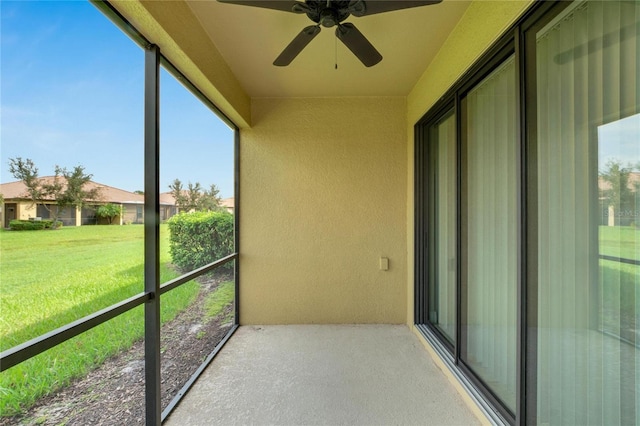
[405,0,534,325]
[0,201,34,226]
[18,202,37,221]
[240,97,407,324]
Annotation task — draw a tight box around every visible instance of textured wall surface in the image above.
[405,0,534,325]
[17,203,36,221]
[407,0,534,124]
[240,97,407,324]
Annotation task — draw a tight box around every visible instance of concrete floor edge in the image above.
[166,324,482,425]
[410,325,492,425]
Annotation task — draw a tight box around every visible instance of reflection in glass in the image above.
[598,114,640,344]
[535,1,639,424]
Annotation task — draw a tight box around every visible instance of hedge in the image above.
[167,211,234,272]
[9,220,62,231]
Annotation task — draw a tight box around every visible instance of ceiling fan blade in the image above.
[348,0,442,17]
[217,0,308,14]
[274,25,321,66]
[336,23,382,67]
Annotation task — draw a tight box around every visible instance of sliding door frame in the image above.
[415,99,457,353]
[414,2,574,425]
[459,42,518,424]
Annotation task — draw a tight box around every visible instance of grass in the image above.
[204,280,235,324]
[598,226,639,343]
[0,225,202,416]
[600,260,638,340]
[599,225,639,261]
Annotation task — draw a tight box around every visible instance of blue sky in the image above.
[1,0,235,198]
[598,113,640,172]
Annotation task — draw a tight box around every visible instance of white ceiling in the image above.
[187,0,471,98]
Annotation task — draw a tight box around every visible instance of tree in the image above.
[56,165,101,210]
[186,182,203,211]
[96,203,123,225]
[599,159,638,225]
[198,184,222,211]
[8,157,101,227]
[9,157,45,202]
[168,179,222,212]
[633,166,640,227]
[168,179,188,211]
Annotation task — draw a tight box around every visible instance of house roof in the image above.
[0,177,172,206]
[220,197,234,210]
[159,192,177,205]
[598,172,640,191]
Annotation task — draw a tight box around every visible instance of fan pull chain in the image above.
[335,35,338,70]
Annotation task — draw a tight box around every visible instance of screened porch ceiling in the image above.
[113,0,471,99]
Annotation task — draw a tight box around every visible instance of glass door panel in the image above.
[461,56,518,412]
[426,109,457,344]
[534,1,640,424]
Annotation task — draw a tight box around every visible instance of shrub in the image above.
[167,211,234,272]
[9,219,61,231]
[95,203,123,225]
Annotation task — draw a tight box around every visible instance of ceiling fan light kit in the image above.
[217,0,442,67]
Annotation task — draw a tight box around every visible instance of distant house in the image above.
[0,177,177,228]
[220,197,234,214]
[598,171,640,226]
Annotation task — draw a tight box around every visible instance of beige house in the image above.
[0,177,176,227]
[598,171,640,226]
[220,197,234,214]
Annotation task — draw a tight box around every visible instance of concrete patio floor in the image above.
[165,324,481,425]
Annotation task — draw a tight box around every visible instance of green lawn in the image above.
[600,260,638,341]
[599,225,639,260]
[0,225,201,415]
[599,226,639,344]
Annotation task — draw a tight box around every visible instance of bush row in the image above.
[167,211,234,272]
[9,220,62,231]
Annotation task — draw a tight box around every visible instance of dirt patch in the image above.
[3,273,234,426]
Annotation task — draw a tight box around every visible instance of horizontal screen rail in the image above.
[599,254,640,266]
[0,293,150,372]
[0,253,237,372]
[159,253,237,295]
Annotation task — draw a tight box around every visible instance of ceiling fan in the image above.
[217,0,442,67]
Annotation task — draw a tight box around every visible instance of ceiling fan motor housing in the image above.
[306,0,351,27]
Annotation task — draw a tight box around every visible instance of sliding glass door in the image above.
[415,1,639,424]
[425,109,457,345]
[529,1,640,424]
[461,55,518,414]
